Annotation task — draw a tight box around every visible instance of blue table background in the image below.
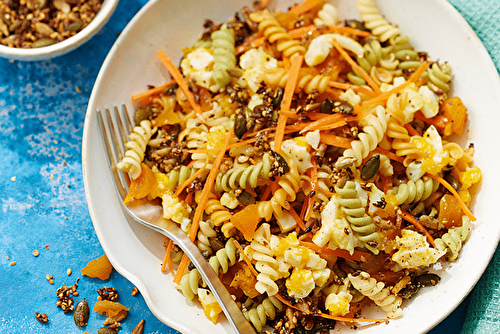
[0,0,497,333]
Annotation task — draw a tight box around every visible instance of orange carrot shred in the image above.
[288,25,371,39]
[273,293,385,323]
[298,241,371,262]
[373,147,404,164]
[289,206,307,231]
[161,238,175,273]
[173,129,234,284]
[288,0,322,16]
[174,158,208,195]
[331,38,381,94]
[156,50,202,115]
[401,210,436,247]
[404,123,420,137]
[428,173,476,222]
[232,240,259,278]
[319,133,353,148]
[131,79,176,102]
[328,81,377,97]
[304,162,318,221]
[274,54,303,153]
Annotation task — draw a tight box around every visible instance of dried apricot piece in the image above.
[81,254,113,280]
[124,163,156,204]
[93,300,129,318]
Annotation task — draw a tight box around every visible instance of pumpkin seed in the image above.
[165,123,181,142]
[273,151,290,175]
[361,155,380,181]
[134,106,153,124]
[345,19,369,32]
[445,174,459,191]
[73,299,89,327]
[209,238,225,252]
[163,83,178,95]
[234,113,247,139]
[34,22,54,36]
[414,273,440,287]
[237,191,256,205]
[332,100,355,115]
[53,0,71,14]
[32,38,56,48]
[98,328,118,334]
[320,99,333,114]
[271,87,283,110]
[66,20,83,32]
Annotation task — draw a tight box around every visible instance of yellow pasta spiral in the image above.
[251,9,305,59]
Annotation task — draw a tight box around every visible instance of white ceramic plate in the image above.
[82,0,500,333]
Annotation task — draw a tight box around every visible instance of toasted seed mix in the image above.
[32,249,39,257]
[56,278,79,313]
[0,0,103,49]
[35,312,49,323]
[97,286,119,301]
[131,287,139,296]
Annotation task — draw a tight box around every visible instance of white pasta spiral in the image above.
[348,271,403,318]
[116,120,157,179]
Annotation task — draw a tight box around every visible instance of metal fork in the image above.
[95,105,256,334]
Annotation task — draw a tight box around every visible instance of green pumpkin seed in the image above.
[234,113,247,139]
[237,191,256,205]
[32,38,56,48]
[445,174,459,191]
[273,151,290,175]
[134,106,153,124]
[73,299,89,327]
[320,99,333,114]
[361,155,380,181]
[66,21,83,32]
[163,83,178,95]
[415,273,440,287]
[98,328,118,334]
[271,87,283,110]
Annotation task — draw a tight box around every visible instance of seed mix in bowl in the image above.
[0,0,103,48]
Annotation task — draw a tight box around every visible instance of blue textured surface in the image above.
[0,0,495,333]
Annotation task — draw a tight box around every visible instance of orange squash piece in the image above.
[81,254,113,280]
[438,193,464,228]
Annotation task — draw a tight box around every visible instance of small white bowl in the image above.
[0,0,119,61]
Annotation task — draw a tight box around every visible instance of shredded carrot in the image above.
[259,0,271,9]
[174,158,208,195]
[232,240,259,278]
[288,25,371,39]
[156,50,202,115]
[288,0,323,16]
[273,293,385,323]
[400,210,435,247]
[131,79,176,102]
[373,147,404,164]
[317,311,387,324]
[161,238,175,273]
[173,129,234,284]
[328,81,377,97]
[235,36,265,55]
[299,241,371,262]
[428,173,476,222]
[138,96,155,107]
[404,123,420,137]
[414,111,446,131]
[331,38,381,94]
[289,206,307,231]
[304,162,318,221]
[274,54,303,153]
[299,112,346,134]
[299,193,310,220]
[319,133,353,148]
[184,190,194,207]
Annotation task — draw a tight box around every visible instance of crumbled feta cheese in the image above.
[162,192,191,224]
[392,229,446,268]
[220,191,239,209]
[180,48,214,89]
[238,47,277,93]
[280,138,313,174]
[286,268,316,298]
[419,85,439,118]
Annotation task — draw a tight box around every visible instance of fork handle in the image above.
[155,218,257,334]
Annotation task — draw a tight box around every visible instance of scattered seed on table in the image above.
[67,268,72,276]
[10,261,16,266]
[33,250,40,257]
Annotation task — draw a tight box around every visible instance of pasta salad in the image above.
[117,0,482,332]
